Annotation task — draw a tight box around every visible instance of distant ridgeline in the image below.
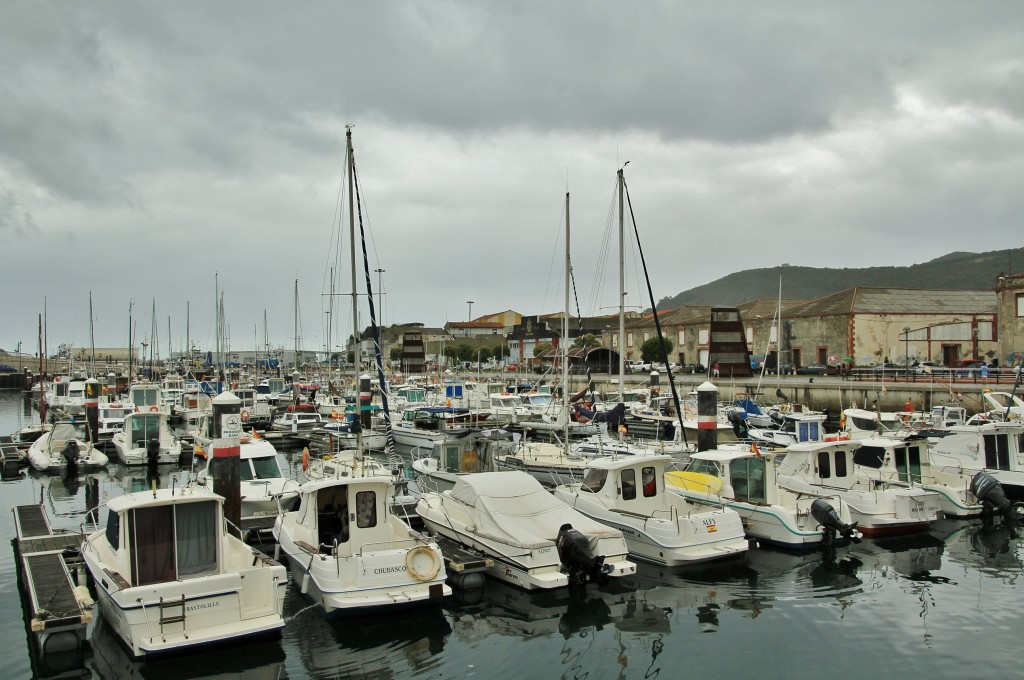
[656,247,1024,310]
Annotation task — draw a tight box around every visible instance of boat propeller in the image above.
[811,499,860,552]
[970,471,1024,520]
[556,523,612,587]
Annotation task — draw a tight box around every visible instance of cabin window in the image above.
[798,421,819,442]
[730,456,767,504]
[818,451,831,479]
[984,434,1011,470]
[834,452,848,477]
[850,415,878,432]
[130,415,162,449]
[175,501,218,576]
[129,505,176,586]
[581,468,608,493]
[853,446,885,469]
[642,467,657,497]
[895,445,922,484]
[106,511,120,551]
[356,491,377,528]
[621,469,637,500]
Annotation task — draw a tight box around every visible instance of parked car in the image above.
[796,363,828,375]
[0,364,17,373]
[870,363,906,377]
[952,360,986,378]
[681,363,706,374]
[913,361,949,375]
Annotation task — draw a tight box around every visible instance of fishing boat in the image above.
[270,409,323,433]
[111,411,183,466]
[552,454,749,565]
[81,484,287,657]
[775,440,942,536]
[411,429,516,493]
[273,475,450,615]
[666,447,862,549]
[416,470,637,590]
[27,421,109,472]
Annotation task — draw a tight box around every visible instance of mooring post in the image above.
[697,381,718,452]
[210,390,242,537]
[84,378,100,445]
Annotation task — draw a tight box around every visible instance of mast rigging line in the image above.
[349,133,397,463]
[621,173,688,448]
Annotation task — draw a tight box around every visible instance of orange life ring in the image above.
[149,406,158,412]
[301,447,310,472]
[240,409,251,423]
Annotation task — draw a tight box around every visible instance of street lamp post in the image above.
[16,341,22,373]
[466,300,474,322]
[903,327,910,375]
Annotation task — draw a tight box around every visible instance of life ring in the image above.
[149,406,159,412]
[405,545,441,582]
[301,447,310,472]
[240,409,250,423]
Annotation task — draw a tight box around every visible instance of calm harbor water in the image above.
[2,388,1023,679]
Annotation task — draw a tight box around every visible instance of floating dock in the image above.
[434,534,492,590]
[12,504,92,661]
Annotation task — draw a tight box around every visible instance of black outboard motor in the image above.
[970,471,1022,520]
[556,523,612,587]
[727,410,748,438]
[146,438,161,467]
[811,499,860,559]
[61,439,80,471]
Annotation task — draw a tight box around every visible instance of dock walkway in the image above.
[12,504,91,660]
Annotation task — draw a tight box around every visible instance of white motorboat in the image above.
[496,439,590,487]
[928,420,1024,502]
[27,421,109,472]
[411,429,516,494]
[127,382,171,417]
[97,402,136,443]
[666,447,862,549]
[746,410,828,447]
[851,435,984,517]
[112,411,182,466]
[416,470,637,590]
[273,475,451,616]
[81,484,287,657]
[776,440,942,537]
[552,454,749,565]
[196,432,297,531]
[270,409,323,433]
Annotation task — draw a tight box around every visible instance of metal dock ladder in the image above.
[158,595,187,637]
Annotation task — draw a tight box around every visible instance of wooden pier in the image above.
[12,504,92,662]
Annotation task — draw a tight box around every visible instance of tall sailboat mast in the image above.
[347,127,359,373]
[617,167,626,399]
[563,191,571,451]
[89,291,96,377]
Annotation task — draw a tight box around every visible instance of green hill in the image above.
[656,247,1024,309]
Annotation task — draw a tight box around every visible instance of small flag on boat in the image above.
[751,442,760,456]
[251,428,260,440]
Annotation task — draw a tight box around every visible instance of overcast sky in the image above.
[2,2,1022,359]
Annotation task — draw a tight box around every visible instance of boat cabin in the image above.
[128,384,163,413]
[778,441,860,490]
[852,437,928,485]
[680,450,782,505]
[296,478,390,556]
[103,490,224,586]
[576,454,672,515]
[123,412,168,449]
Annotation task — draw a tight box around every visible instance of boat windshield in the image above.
[580,467,608,493]
[249,455,282,480]
[684,458,721,477]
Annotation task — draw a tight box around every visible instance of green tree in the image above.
[640,336,674,364]
[389,347,402,362]
[572,333,600,350]
[534,341,553,355]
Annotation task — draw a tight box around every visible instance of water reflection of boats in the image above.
[930,517,1024,577]
[88,615,287,679]
[109,462,191,494]
[286,600,451,678]
[850,532,946,580]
